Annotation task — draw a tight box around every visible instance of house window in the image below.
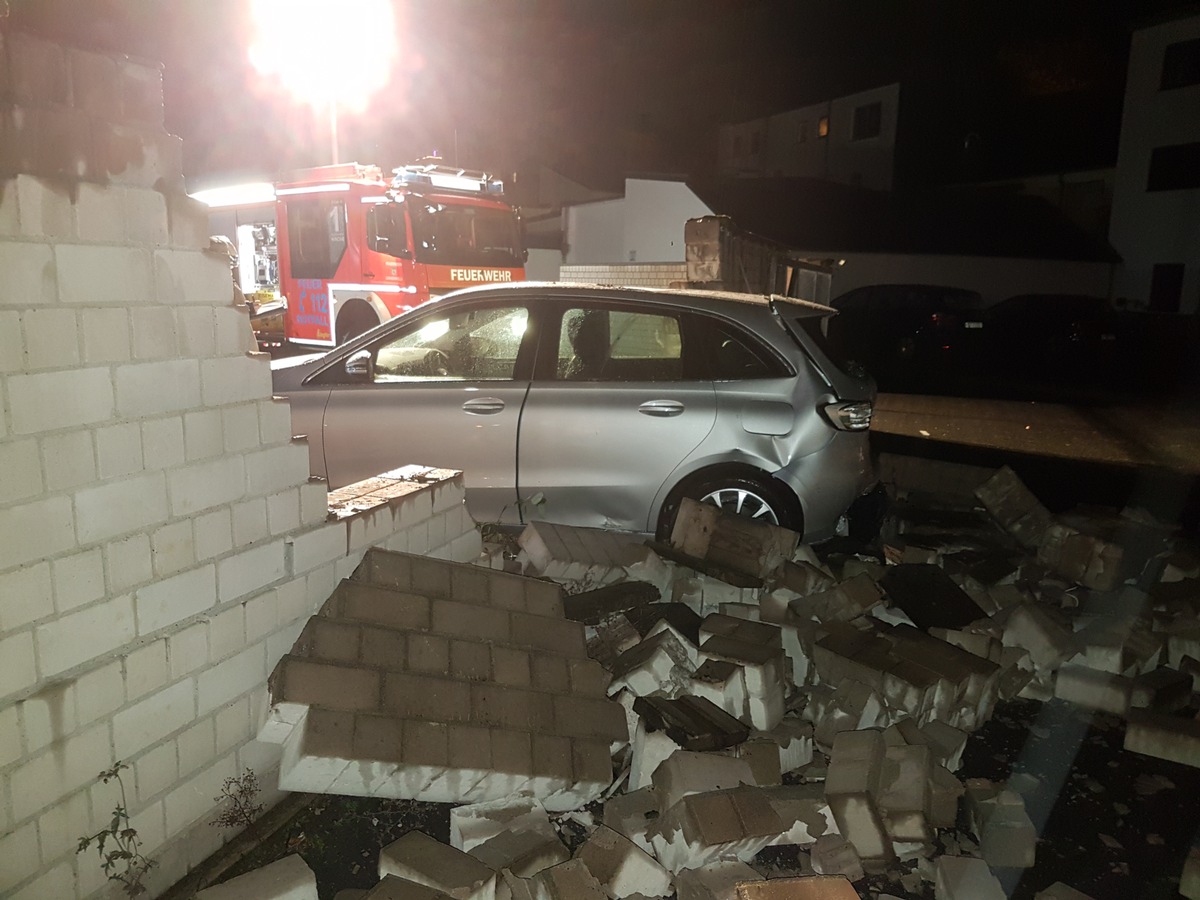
[1161,37,1200,90]
[818,116,830,138]
[797,121,808,143]
[1149,263,1185,313]
[852,102,882,140]
[1147,142,1200,191]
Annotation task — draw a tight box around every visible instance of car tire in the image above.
[335,303,379,344]
[657,471,803,540]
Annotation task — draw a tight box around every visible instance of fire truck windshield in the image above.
[410,202,523,268]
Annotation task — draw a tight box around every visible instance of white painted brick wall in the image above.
[9,368,114,433]
[57,244,154,305]
[0,562,52,631]
[35,594,136,677]
[80,307,131,363]
[115,358,201,417]
[23,308,80,369]
[0,437,44,504]
[75,471,169,544]
[0,242,56,307]
[0,43,487,897]
[96,421,144,479]
[50,548,105,612]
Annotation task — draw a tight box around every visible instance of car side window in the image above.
[557,307,682,382]
[696,316,789,380]
[371,305,528,382]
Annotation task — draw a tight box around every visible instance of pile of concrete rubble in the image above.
[209,453,1200,900]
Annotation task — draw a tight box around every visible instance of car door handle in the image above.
[462,398,505,415]
[638,400,685,417]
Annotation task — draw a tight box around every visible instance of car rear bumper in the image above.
[775,431,875,543]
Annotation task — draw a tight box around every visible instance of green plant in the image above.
[77,763,156,897]
[211,768,264,830]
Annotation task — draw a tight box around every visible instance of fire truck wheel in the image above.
[336,304,379,344]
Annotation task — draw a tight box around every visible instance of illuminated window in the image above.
[818,116,830,138]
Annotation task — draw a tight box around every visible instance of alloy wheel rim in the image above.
[699,487,779,524]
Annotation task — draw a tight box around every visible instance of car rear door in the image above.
[319,300,535,523]
[516,299,717,532]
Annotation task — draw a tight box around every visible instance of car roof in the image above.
[441,281,836,318]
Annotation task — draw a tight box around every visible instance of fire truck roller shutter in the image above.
[332,291,389,343]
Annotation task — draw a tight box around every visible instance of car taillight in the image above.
[824,400,873,431]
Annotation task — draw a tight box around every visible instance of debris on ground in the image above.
[230,452,1200,899]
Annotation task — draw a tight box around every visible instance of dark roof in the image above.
[685,176,1121,263]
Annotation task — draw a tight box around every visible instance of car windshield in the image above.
[410,201,523,268]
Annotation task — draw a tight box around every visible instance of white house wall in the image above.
[1109,14,1200,312]
[565,181,712,266]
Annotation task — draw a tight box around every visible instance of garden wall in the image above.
[0,31,480,899]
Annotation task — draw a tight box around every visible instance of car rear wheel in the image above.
[657,471,803,540]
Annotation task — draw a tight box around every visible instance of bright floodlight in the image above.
[250,0,396,114]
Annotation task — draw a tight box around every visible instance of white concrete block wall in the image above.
[0,33,484,900]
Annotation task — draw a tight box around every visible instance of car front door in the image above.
[517,301,717,532]
[320,301,534,523]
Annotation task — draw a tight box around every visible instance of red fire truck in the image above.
[199,160,527,349]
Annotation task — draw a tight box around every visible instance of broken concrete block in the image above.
[651,749,758,814]
[975,465,1052,548]
[519,521,656,587]
[670,497,799,579]
[791,572,886,624]
[1053,665,1132,715]
[876,744,932,843]
[674,860,763,900]
[573,824,673,898]
[690,659,749,721]
[468,826,570,879]
[919,719,969,772]
[634,694,750,751]
[1039,521,1126,591]
[194,854,317,900]
[563,581,661,625]
[927,764,965,828]
[450,795,555,852]
[762,783,835,846]
[734,875,860,899]
[776,558,838,598]
[934,855,1006,899]
[1181,846,1200,900]
[378,830,497,900]
[762,717,815,773]
[362,876,456,900]
[809,833,864,881]
[698,638,786,730]
[603,787,660,857]
[1125,709,1200,767]
[608,628,697,698]
[736,737,783,786]
[1131,666,1193,712]
[1001,604,1073,672]
[879,565,987,630]
[650,784,784,873]
[824,729,893,862]
[965,781,1037,869]
[526,859,608,900]
[1034,882,1096,900]
[629,718,683,792]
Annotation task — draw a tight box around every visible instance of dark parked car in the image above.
[824,284,985,387]
[979,294,1123,387]
[272,283,877,543]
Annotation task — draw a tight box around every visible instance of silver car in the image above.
[271,283,876,542]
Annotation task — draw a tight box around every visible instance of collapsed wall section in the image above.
[0,31,480,900]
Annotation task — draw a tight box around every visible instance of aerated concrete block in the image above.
[734,876,860,899]
[1053,665,1132,716]
[824,729,892,862]
[809,833,864,881]
[652,750,758,814]
[649,784,784,873]
[362,876,456,899]
[603,787,660,856]
[674,860,763,900]
[527,859,608,900]
[934,855,1006,900]
[629,718,683,792]
[573,824,673,898]
[378,830,496,900]
[1125,710,1200,767]
[762,782,836,847]
[468,827,570,879]
[194,854,317,900]
[449,794,555,852]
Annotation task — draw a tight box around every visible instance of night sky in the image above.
[6,0,1199,192]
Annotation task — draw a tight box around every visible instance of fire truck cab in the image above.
[199,160,527,349]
